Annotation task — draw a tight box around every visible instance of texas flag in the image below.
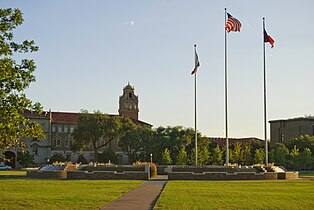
[264,29,275,48]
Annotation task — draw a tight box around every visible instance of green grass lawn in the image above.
[155,180,314,210]
[299,171,314,177]
[0,170,26,176]
[0,175,143,210]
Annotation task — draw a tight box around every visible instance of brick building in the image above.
[5,83,151,167]
[269,117,314,146]
[209,137,264,147]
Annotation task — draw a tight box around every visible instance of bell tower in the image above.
[118,82,139,120]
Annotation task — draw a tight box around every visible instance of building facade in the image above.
[269,117,314,146]
[4,83,151,167]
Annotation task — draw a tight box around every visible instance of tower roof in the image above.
[124,82,134,90]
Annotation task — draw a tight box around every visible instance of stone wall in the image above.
[26,165,150,180]
[67,171,149,180]
[168,171,298,180]
[278,172,299,180]
[27,170,67,179]
[156,165,169,175]
[170,165,258,173]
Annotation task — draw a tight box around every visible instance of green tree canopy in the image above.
[285,135,314,154]
[72,110,131,162]
[254,148,265,164]
[241,143,252,165]
[300,148,312,171]
[176,147,188,165]
[211,145,223,165]
[161,148,172,165]
[273,143,289,167]
[98,148,120,164]
[197,147,210,166]
[119,123,152,164]
[0,8,44,151]
[289,145,300,170]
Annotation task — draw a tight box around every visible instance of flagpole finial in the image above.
[194,44,196,48]
[224,8,227,11]
[263,17,265,21]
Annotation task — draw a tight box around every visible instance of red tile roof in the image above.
[51,112,79,123]
[51,112,151,126]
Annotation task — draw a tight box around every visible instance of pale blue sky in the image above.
[1,1,313,139]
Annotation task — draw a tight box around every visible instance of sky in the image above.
[1,0,313,139]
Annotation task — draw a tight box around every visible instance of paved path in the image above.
[100,178,167,210]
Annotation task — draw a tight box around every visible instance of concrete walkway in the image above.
[100,177,167,210]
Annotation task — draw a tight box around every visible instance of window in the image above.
[280,134,284,143]
[65,136,73,147]
[58,125,62,133]
[52,125,56,132]
[56,135,61,147]
[64,125,69,133]
[65,137,70,147]
[70,125,75,133]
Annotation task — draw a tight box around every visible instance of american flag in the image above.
[191,46,200,75]
[225,13,241,33]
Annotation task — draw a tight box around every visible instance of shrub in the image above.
[76,154,88,164]
[49,153,66,163]
[17,151,36,167]
[135,161,157,177]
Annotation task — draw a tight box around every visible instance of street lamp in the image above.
[150,153,152,164]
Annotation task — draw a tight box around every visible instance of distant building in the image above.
[4,83,151,167]
[269,117,314,146]
[209,137,264,147]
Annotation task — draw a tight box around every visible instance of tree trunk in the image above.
[94,148,98,162]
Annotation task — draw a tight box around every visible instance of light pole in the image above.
[150,153,153,164]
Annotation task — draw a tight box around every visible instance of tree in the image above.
[76,154,88,164]
[273,143,289,167]
[229,142,242,165]
[269,148,275,164]
[300,148,312,171]
[241,143,252,165]
[285,135,314,154]
[176,147,188,165]
[0,8,44,150]
[149,126,194,164]
[17,150,35,167]
[72,110,130,162]
[198,147,210,166]
[49,152,66,163]
[98,148,120,164]
[211,145,223,165]
[119,124,152,164]
[289,145,300,170]
[253,148,265,164]
[161,148,172,165]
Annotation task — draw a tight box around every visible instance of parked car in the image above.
[0,163,12,170]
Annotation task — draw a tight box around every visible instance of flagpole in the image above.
[263,17,268,165]
[224,8,229,166]
[194,44,198,166]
